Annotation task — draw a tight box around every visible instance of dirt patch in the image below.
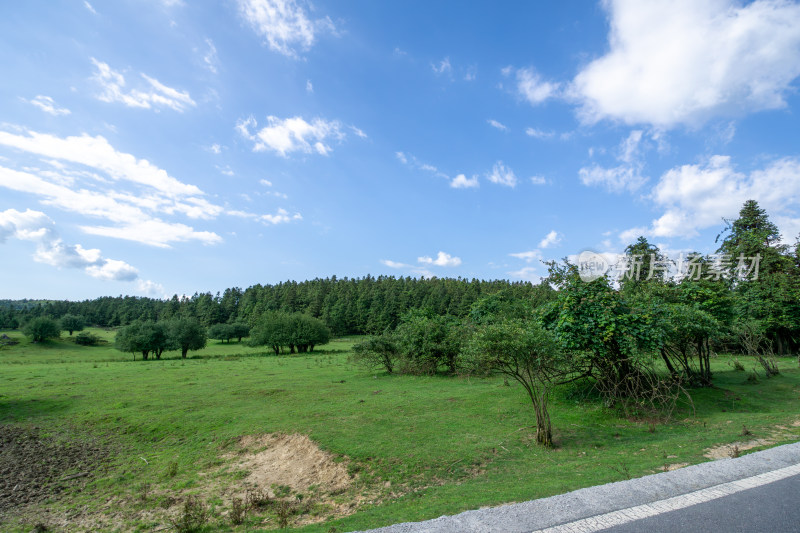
[664,462,690,471]
[0,425,108,515]
[704,421,800,460]
[227,433,352,497]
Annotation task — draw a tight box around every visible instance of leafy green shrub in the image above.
[23,317,61,342]
[74,331,101,346]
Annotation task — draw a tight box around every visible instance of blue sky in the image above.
[2,0,800,300]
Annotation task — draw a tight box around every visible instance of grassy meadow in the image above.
[1,328,800,532]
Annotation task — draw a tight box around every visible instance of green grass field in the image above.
[1,328,799,532]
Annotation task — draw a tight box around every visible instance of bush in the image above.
[352,334,398,373]
[23,317,61,342]
[74,331,101,346]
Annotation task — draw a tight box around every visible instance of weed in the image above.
[245,488,272,511]
[230,497,246,526]
[139,481,151,502]
[32,524,49,533]
[274,500,294,528]
[730,445,741,459]
[731,359,745,372]
[610,462,631,480]
[741,425,751,436]
[165,460,179,478]
[171,495,208,533]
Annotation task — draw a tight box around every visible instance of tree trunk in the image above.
[181,348,188,358]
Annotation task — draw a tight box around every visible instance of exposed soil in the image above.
[0,425,108,516]
[704,420,800,460]
[226,433,352,497]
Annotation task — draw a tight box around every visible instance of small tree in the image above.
[115,321,169,360]
[23,317,61,342]
[249,312,292,355]
[231,322,250,343]
[169,318,207,358]
[352,334,398,373]
[60,314,85,336]
[208,323,236,344]
[465,319,566,447]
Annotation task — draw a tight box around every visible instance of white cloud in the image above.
[259,178,273,186]
[579,164,646,193]
[626,155,800,240]
[0,128,229,247]
[381,259,411,269]
[418,251,462,267]
[26,95,70,116]
[395,151,408,164]
[464,65,477,81]
[508,266,542,282]
[579,130,647,193]
[229,208,302,225]
[208,143,222,154]
[86,259,139,281]
[509,250,542,263]
[91,58,196,112]
[431,57,452,75]
[350,126,367,138]
[450,174,479,189]
[306,79,313,93]
[525,127,554,139]
[203,38,219,74]
[0,129,203,198]
[572,0,800,127]
[237,0,333,58]
[486,161,517,187]
[137,279,166,297]
[84,1,97,14]
[0,208,141,282]
[80,219,221,247]
[217,165,234,176]
[516,67,560,105]
[538,230,562,249]
[487,119,508,131]
[237,115,350,156]
[530,175,547,185]
[261,208,302,225]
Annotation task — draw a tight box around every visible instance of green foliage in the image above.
[114,321,171,360]
[207,323,236,344]
[465,319,566,446]
[249,312,292,355]
[393,309,463,374]
[657,303,721,385]
[74,331,101,346]
[547,264,655,387]
[230,322,250,342]
[22,317,61,342]
[620,236,668,292]
[59,314,85,336]
[352,334,398,373]
[249,312,330,355]
[169,318,208,359]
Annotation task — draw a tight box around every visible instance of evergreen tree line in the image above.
[0,277,538,336]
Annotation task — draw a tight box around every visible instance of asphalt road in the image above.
[604,472,800,533]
